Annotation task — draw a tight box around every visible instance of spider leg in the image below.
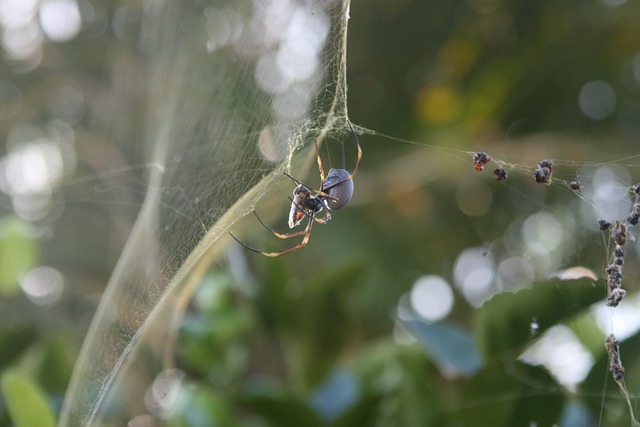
[317,209,332,224]
[283,172,338,202]
[262,217,314,257]
[313,121,363,195]
[229,215,314,257]
[347,120,363,178]
[254,211,309,238]
[314,135,325,183]
[229,231,268,254]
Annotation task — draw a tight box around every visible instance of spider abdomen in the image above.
[322,168,354,210]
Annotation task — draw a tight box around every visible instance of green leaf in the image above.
[171,383,238,427]
[400,318,481,377]
[474,278,601,360]
[331,394,383,427]
[458,362,564,426]
[259,257,296,332]
[0,328,36,369]
[351,341,444,426]
[505,363,564,426]
[243,392,324,427]
[559,401,595,427]
[290,262,364,387]
[1,369,56,427]
[0,216,38,296]
[37,333,79,393]
[310,370,359,421]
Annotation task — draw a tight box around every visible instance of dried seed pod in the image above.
[599,220,612,231]
[627,203,640,226]
[607,288,627,307]
[473,152,492,171]
[493,167,508,181]
[605,334,625,381]
[612,221,627,246]
[533,160,553,184]
[568,180,583,192]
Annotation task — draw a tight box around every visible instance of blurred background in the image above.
[1,0,640,426]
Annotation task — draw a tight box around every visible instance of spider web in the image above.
[57,0,352,425]
[51,1,640,426]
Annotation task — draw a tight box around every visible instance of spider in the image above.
[229,121,362,257]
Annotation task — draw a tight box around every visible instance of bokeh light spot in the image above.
[2,21,42,60]
[416,84,463,124]
[0,0,38,29]
[0,140,64,196]
[522,211,564,253]
[39,0,81,42]
[456,179,493,217]
[20,266,64,305]
[496,256,536,291]
[578,80,616,120]
[581,165,631,223]
[453,247,495,306]
[410,275,454,321]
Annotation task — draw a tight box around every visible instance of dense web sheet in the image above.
[58,0,352,425]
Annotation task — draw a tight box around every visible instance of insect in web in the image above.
[229,121,362,257]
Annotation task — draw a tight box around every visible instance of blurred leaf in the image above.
[37,333,78,393]
[458,363,515,426]
[0,328,36,369]
[259,257,295,332]
[243,392,323,427]
[310,370,359,422]
[1,369,56,427]
[458,362,564,426]
[565,311,604,355]
[474,279,601,360]
[352,341,444,427]
[330,393,382,427]
[258,260,365,387]
[400,318,481,378]
[177,277,254,381]
[506,363,564,426]
[559,400,595,427]
[171,383,237,427]
[551,266,598,282]
[289,262,364,387]
[0,217,38,296]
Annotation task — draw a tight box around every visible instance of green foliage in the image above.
[37,333,79,393]
[267,262,365,387]
[474,279,602,359]
[0,217,37,296]
[0,328,36,370]
[243,393,325,427]
[1,370,56,427]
